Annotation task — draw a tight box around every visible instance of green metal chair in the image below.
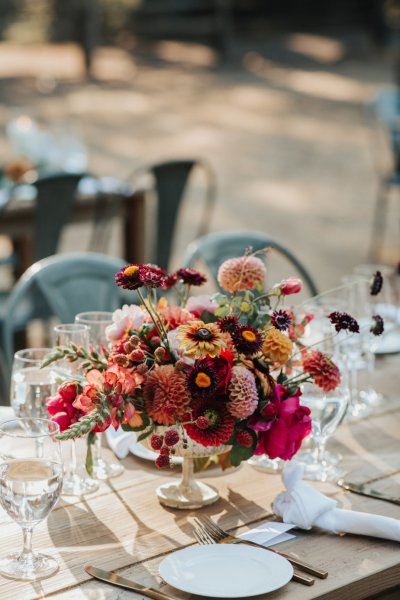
[0,252,133,385]
[130,159,216,270]
[182,230,319,296]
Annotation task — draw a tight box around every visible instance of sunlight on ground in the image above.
[286,33,345,64]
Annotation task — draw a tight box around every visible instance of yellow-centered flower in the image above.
[176,321,226,359]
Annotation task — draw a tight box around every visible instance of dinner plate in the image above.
[373,330,400,355]
[159,544,293,598]
[129,439,182,465]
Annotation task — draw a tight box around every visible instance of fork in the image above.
[195,516,328,580]
[192,524,315,587]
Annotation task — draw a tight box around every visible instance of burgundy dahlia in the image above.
[184,398,234,447]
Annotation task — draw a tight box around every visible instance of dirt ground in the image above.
[0,30,398,291]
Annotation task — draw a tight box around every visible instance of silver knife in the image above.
[85,565,177,600]
[337,480,400,505]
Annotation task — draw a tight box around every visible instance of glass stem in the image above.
[69,439,77,477]
[350,365,358,408]
[21,526,34,563]
[93,433,102,466]
[316,438,327,464]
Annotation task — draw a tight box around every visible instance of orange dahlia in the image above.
[262,328,292,364]
[217,255,266,294]
[143,365,191,425]
[176,321,226,359]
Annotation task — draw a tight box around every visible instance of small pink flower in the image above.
[185,295,218,318]
[280,276,302,295]
[106,304,146,344]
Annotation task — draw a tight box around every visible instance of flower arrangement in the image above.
[45,252,384,471]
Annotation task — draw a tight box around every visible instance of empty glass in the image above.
[300,380,350,482]
[0,418,63,580]
[52,324,98,497]
[10,348,62,419]
[74,311,124,480]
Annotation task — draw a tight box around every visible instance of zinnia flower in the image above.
[302,350,341,392]
[271,309,292,331]
[249,384,311,460]
[217,255,266,293]
[184,398,234,447]
[227,366,258,419]
[176,321,226,359]
[175,268,207,286]
[232,325,263,356]
[262,328,292,363]
[143,365,191,425]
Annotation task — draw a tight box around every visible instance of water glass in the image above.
[10,348,62,419]
[74,311,124,480]
[0,418,63,580]
[299,380,350,482]
[52,324,98,497]
[74,311,113,352]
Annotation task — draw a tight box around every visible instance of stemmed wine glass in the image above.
[0,418,63,580]
[52,324,99,497]
[299,378,350,481]
[10,348,62,419]
[74,311,124,480]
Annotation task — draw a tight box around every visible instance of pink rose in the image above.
[280,276,302,295]
[249,384,311,460]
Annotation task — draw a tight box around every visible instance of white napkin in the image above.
[239,521,295,547]
[273,463,400,542]
[105,426,135,459]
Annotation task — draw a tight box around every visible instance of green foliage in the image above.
[85,431,96,477]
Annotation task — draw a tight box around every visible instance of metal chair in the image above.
[369,89,400,260]
[0,252,133,382]
[130,159,216,270]
[182,230,319,296]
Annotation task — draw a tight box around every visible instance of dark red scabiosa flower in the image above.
[370,270,383,296]
[271,309,293,332]
[232,325,263,355]
[175,268,207,286]
[218,315,239,333]
[370,314,384,336]
[184,398,234,447]
[328,311,360,333]
[162,273,178,289]
[187,361,218,398]
[115,264,143,290]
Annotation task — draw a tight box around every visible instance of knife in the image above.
[85,565,177,600]
[337,480,400,506]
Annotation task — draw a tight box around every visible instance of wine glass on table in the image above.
[52,323,99,497]
[74,311,124,480]
[299,378,350,482]
[10,348,62,419]
[0,418,63,580]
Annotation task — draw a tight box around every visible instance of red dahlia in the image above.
[184,398,234,447]
[302,350,341,392]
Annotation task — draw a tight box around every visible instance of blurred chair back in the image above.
[182,230,319,296]
[32,173,84,261]
[0,252,132,376]
[131,159,216,270]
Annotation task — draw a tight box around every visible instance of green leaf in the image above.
[230,442,254,467]
[85,432,96,477]
[277,371,288,384]
[214,306,230,318]
[137,428,153,442]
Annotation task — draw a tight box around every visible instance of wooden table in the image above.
[0,187,147,277]
[0,355,399,600]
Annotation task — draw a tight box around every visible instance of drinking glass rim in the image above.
[53,323,90,333]
[75,311,113,324]
[0,418,60,438]
[13,348,53,364]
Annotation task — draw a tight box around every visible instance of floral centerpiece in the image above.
[45,251,384,508]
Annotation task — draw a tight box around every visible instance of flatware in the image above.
[337,479,400,506]
[85,565,177,600]
[193,522,315,586]
[196,516,328,579]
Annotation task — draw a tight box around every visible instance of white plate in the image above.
[159,544,293,598]
[129,440,183,465]
[374,330,400,355]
